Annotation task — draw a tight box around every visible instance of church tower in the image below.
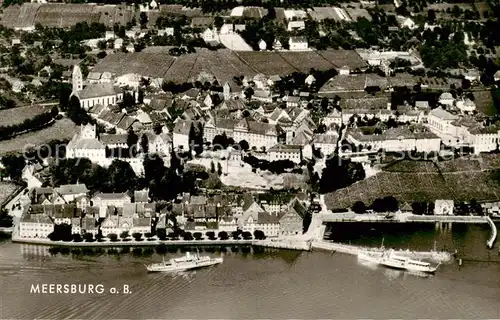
[72,65,83,93]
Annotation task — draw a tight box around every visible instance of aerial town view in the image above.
[0,0,499,317]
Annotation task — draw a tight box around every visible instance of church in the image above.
[70,65,124,111]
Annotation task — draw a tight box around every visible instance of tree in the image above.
[218,231,229,240]
[217,162,223,175]
[127,128,138,150]
[253,230,266,240]
[210,161,215,173]
[231,231,240,240]
[140,134,149,154]
[83,232,94,242]
[120,230,130,240]
[461,78,471,90]
[352,201,366,214]
[411,202,427,215]
[244,87,254,100]
[132,232,143,241]
[239,140,249,151]
[214,16,224,30]
[206,231,216,240]
[427,9,436,23]
[138,89,144,104]
[0,208,13,228]
[242,231,253,240]
[72,233,83,242]
[156,228,167,240]
[1,154,25,181]
[193,232,203,240]
[183,231,193,240]
[107,159,137,192]
[108,233,118,242]
[139,12,148,28]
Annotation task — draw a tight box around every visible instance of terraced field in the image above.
[92,49,366,84]
[325,158,500,209]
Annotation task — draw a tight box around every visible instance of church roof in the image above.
[77,83,117,100]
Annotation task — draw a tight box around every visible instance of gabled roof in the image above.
[117,116,138,131]
[93,192,130,200]
[173,119,193,135]
[134,190,149,203]
[100,134,128,145]
[55,184,89,195]
[77,83,117,99]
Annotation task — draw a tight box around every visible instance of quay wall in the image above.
[253,239,311,251]
[11,237,254,247]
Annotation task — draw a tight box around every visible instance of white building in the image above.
[173,119,192,151]
[258,39,267,51]
[456,99,476,113]
[268,144,302,163]
[439,92,455,106]
[287,20,305,31]
[66,124,106,164]
[19,213,54,238]
[346,126,441,153]
[202,28,219,43]
[312,134,338,156]
[289,37,308,51]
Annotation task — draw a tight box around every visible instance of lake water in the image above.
[1,223,499,319]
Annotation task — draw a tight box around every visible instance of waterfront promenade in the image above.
[11,235,312,251]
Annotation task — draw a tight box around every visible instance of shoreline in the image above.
[11,236,313,251]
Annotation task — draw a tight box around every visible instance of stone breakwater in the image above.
[311,241,453,263]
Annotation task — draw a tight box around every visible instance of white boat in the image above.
[146,252,223,273]
[358,249,440,273]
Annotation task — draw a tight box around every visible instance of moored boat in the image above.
[358,249,440,273]
[146,252,223,272]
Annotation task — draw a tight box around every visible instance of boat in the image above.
[358,249,440,273]
[146,252,223,273]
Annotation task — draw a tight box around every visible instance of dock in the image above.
[311,241,453,263]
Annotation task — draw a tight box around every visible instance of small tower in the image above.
[72,65,83,93]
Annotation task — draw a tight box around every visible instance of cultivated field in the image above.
[0,105,49,127]
[0,3,135,29]
[279,51,335,73]
[92,53,176,78]
[473,90,496,116]
[325,158,500,209]
[236,51,297,75]
[93,49,366,84]
[0,118,76,156]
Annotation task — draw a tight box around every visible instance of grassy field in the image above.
[0,118,76,156]
[0,105,49,127]
[0,182,19,207]
[325,157,500,209]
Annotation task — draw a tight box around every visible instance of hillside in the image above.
[324,157,500,210]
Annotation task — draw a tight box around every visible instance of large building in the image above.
[346,125,441,153]
[70,65,123,110]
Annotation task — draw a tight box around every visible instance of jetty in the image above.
[311,241,453,263]
[486,216,497,249]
